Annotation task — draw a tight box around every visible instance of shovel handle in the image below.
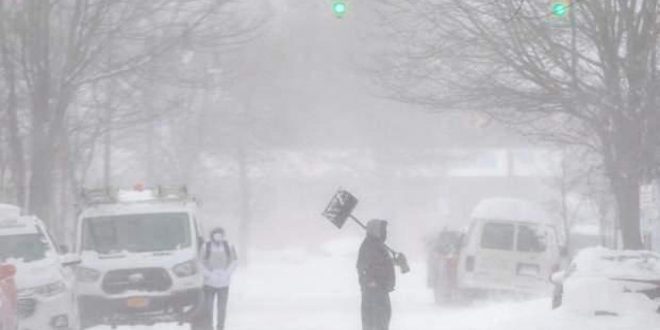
[349,215,410,273]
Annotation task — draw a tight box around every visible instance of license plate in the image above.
[126,297,149,308]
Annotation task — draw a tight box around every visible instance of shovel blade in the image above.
[322,189,358,229]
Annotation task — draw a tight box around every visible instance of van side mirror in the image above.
[0,264,16,279]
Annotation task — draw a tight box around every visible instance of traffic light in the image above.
[551,0,570,17]
[332,0,347,18]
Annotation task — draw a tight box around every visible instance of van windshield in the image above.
[0,233,51,263]
[82,212,191,254]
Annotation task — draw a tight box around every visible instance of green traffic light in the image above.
[333,2,346,17]
[551,2,569,17]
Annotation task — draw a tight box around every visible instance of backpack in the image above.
[203,241,237,262]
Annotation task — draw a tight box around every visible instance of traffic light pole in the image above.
[570,1,577,88]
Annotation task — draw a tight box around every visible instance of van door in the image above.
[514,223,552,282]
[472,222,518,288]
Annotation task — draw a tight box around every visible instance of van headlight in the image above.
[173,260,199,278]
[76,266,101,282]
[20,281,68,298]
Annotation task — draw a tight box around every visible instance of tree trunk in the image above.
[237,142,250,266]
[103,108,112,189]
[25,0,55,224]
[0,1,26,208]
[2,51,26,209]
[28,134,55,225]
[612,176,643,250]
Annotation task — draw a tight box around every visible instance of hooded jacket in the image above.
[357,220,396,292]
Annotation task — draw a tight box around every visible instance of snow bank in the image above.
[571,247,660,280]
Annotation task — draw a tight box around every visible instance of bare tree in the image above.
[372,0,660,249]
[0,0,261,229]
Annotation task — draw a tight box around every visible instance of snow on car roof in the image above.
[0,204,21,219]
[0,216,39,235]
[80,200,196,218]
[571,247,660,280]
[116,189,159,202]
[471,197,554,224]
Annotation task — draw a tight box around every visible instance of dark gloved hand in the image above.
[394,252,411,274]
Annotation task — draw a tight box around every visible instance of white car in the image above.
[74,187,205,329]
[0,211,80,330]
[551,247,660,317]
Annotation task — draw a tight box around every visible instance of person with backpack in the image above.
[196,227,237,330]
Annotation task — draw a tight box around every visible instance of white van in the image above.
[74,187,204,329]
[0,210,80,330]
[457,198,562,295]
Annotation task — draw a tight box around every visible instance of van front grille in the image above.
[102,268,172,295]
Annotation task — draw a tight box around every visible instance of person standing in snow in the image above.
[357,219,396,330]
[196,227,237,330]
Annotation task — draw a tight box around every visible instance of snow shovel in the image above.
[322,189,411,274]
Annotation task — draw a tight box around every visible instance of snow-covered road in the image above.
[91,242,660,330]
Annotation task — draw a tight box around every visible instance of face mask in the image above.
[212,234,224,242]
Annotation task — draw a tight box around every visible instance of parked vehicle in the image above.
[456,198,563,296]
[75,186,205,329]
[426,229,463,303]
[0,263,17,330]
[551,247,660,316]
[0,214,80,330]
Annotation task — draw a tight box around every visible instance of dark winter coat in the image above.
[357,220,396,292]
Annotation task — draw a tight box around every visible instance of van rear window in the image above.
[480,223,514,250]
[517,224,547,252]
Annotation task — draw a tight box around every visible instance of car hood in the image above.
[13,258,64,290]
[80,248,196,272]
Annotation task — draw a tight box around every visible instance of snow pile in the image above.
[562,276,657,318]
[558,247,660,319]
[571,247,660,280]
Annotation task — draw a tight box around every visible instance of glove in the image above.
[394,253,411,274]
